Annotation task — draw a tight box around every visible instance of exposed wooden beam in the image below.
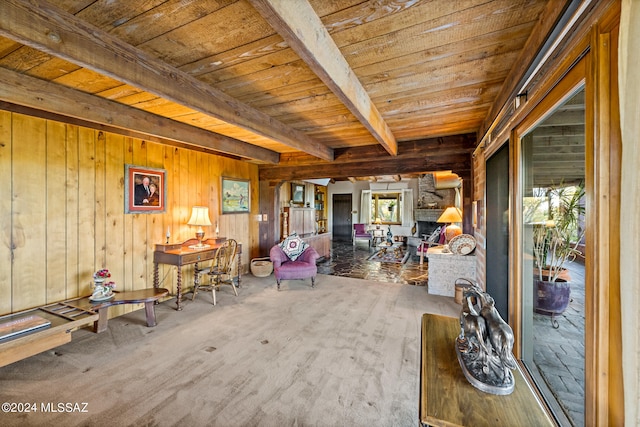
[259,153,472,181]
[274,134,476,167]
[0,67,280,163]
[0,0,333,161]
[260,134,475,180]
[347,177,357,183]
[249,0,397,156]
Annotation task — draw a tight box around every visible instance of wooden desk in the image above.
[420,313,554,427]
[153,238,242,311]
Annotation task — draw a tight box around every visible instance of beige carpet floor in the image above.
[0,274,459,427]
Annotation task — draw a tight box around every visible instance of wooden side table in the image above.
[419,313,554,426]
[371,228,385,246]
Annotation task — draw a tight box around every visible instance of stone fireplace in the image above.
[414,208,443,239]
[407,173,458,247]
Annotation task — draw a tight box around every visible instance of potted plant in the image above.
[531,182,585,320]
[388,201,395,212]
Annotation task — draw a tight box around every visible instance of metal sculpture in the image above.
[456,281,516,395]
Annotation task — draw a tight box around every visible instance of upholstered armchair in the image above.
[269,243,319,290]
[353,223,372,247]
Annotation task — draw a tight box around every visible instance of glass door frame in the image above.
[511,59,586,425]
[477,2,622,422]
[505,8,623,421]
[510,56,587,361]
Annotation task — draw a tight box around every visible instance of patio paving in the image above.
[533,260,585,426]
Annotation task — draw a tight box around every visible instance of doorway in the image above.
[332,193,352,241]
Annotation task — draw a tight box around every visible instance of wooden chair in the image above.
[192,239,238,305]
[418,226,443,265]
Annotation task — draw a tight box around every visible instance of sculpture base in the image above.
[456,338,515,395]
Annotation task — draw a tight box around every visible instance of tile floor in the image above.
[316,240,428,286]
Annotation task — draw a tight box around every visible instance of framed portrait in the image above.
[125,165,167,213]
[222,177,250,214]
[291,183,305,205]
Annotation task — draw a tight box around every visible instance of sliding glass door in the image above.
[517,84,586,426]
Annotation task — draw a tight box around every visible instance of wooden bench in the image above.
[0,288,169,367]
[419,313,554,426]
[0,305,98,368]
[63,288,169,333]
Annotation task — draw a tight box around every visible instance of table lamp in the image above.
[187,206,212,248]
[437,207,463,243]
[374,218,382,229]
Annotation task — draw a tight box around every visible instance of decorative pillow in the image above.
[279,233,309,261]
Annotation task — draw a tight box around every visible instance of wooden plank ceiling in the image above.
[0,0,563,181]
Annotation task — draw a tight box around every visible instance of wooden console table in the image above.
[153,238,242,311]
[420,313,554,426]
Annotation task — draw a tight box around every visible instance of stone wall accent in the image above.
[416,174,455,209]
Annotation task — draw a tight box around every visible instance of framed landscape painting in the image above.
[222,177,250,214]
[125,165,166,213]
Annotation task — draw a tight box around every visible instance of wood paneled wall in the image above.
[0,111,259,315]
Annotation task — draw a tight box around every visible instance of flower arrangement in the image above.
[93,269,115,293]
[93,269,111,280]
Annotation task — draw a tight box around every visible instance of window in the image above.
[370,193,401,224]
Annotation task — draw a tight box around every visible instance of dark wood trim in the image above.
[258,180,282,255]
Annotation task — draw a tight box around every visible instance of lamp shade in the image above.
[187,206,212,226]
[437,207,462,223]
